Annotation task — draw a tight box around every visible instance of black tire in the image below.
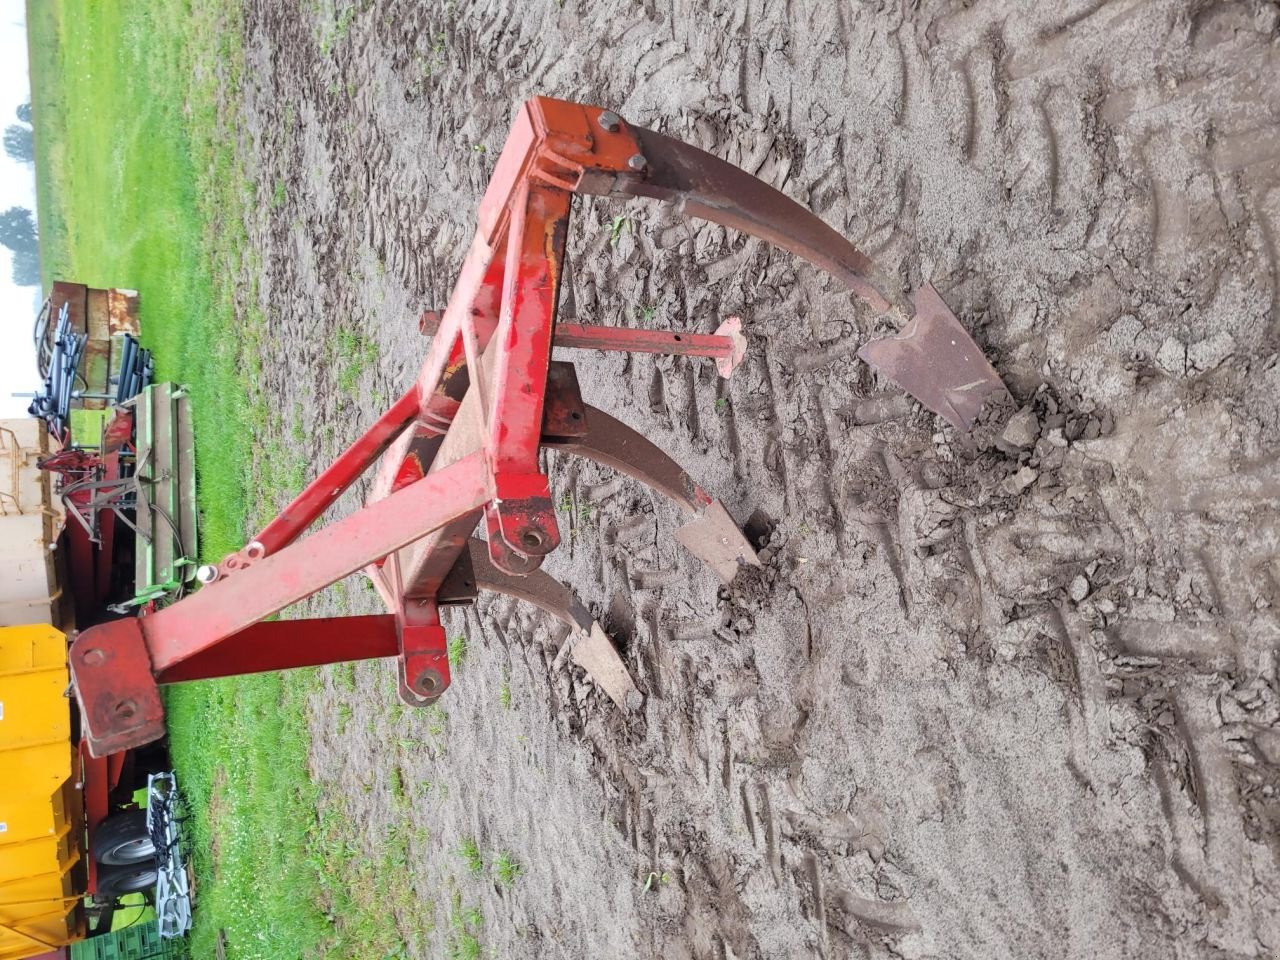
[92,810,157,866]
[96,861,158,898]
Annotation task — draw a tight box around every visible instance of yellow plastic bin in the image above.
[0,624,84,959]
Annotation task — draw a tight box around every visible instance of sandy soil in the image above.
[229,1,1280,956]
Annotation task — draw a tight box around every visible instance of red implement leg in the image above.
[396,597,449,705]
[481,180,570,574]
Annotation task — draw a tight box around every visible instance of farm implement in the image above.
[67,97,1005,756]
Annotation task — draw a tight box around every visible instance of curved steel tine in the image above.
[592,124,905,314]
[577,119,1010,432]
[543,405,760,583]
[464,538,594,634]
[542,404,708,515]
[460,539,640,711]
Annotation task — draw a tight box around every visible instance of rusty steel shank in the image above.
[592,124,1006,430]
[67,96,1006,756]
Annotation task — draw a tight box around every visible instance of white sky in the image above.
[0,0,40,418]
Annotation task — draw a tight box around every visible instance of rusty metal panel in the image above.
[84,290,109,342]
[106,288,139,336]
[80,291,110,410]
[47,283,86,337]
[540,362,588,439]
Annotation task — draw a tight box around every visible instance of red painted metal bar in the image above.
[419,310,737,363]
[254,387,420,554]
[554,322,733,361]
[481,180,570,568]
[155,615,399,683]
[74,744,130,895]
[396,595,449,704]
[79,744,109,894]
[94,449,119,598]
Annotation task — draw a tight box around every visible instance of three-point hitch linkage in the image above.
[68,97,1006,756]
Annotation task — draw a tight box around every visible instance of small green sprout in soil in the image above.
[447,634,468,668]
[456,837,484,875]
[491,851,523,888]
[642,870,670,893]
[608,214,631,245]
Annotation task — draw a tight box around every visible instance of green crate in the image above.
[70,920,186,960]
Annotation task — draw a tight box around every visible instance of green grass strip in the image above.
[29,2,336,956]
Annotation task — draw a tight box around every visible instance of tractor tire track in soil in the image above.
[230,1,1280,956]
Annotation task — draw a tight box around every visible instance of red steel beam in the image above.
[480,180,569,568]
[553,321,733,362]
[79,743,109,895]
[155,615,400,683]
[143,450,491,672]
[419,311,739,365]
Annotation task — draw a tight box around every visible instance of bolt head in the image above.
[196,564,219,584]
[627,153,647,171]
[597,110,621,132]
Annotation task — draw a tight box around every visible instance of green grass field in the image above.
[28,2,347,957]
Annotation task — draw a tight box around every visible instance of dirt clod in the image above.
[998,405,1040,452]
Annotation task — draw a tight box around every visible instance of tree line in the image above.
[2,101,38,287]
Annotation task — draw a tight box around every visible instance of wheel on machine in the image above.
[92,810,157,865]
[95,860,158,898]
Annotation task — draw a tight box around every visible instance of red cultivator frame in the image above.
[69,97,1005,756]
